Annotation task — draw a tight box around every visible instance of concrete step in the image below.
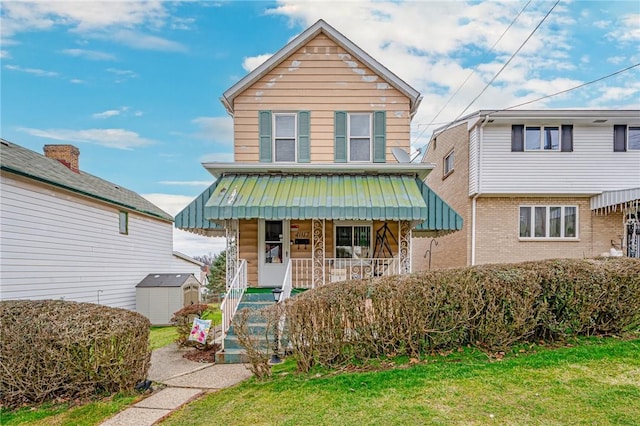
[216,348,249,364]
[223,333,273,350]
[227,322,269,336]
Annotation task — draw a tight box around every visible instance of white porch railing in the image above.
[290,257,400,289]
[220,259,247,348]
[281,259,293,302]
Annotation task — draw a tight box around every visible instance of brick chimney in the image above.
[43,144,80,173]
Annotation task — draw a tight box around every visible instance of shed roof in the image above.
[0,139,172,222]
[136,273,198,288]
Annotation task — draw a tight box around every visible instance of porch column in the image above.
[225,219,239,288]
[399,220,411,274]
[312,219,325,287]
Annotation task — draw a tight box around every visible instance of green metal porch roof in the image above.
[175,174,462,235]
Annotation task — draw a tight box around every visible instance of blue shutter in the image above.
[373,111,386,163]
[334,111,347,163]
[297,111,310,163]
[259,111,272,162]
[561,125,573,152]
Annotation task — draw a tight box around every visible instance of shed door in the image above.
[183,284,199,306]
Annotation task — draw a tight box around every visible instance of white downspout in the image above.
[472,115,490,266]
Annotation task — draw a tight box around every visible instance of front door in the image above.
[258,220,289,287]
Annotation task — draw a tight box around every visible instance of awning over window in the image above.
[590,187,640,215]
[175,174,462,235]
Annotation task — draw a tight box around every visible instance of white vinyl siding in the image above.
[480,125,640,194]
[0,175,201,311]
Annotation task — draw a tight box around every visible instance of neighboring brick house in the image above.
[0,139,203,311]
[412,110,640,270]
[176,19,462,291]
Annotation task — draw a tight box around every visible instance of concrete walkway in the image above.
[100,345,252,426]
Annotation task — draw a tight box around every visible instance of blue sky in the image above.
[2,0,639,256]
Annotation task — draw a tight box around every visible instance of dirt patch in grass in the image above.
[182,346,218,363]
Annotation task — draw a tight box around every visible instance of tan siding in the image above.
[233,33,411,164]
[238,219,258,287]
[413,122,471,270]
[474,196,623,264]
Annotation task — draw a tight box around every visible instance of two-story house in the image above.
[0,139,204,312]
[176,19,462,294]
[413,110,640,270]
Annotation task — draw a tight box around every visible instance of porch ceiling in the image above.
[174,173,462,234]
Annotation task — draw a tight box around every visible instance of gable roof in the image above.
[0,139,172,222]
[136,273,198,288]
[221,19,422,116]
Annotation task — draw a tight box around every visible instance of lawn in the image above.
[164,336,640,425]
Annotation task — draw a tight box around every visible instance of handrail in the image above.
[280,259,293,302]
[220,259,247,348]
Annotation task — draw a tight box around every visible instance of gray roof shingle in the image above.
[0,139,172,221]
[136,273,197,288]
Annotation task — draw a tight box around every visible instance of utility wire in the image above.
[428,62,640,137]
[416,0,533,143]
[451,0,560,124]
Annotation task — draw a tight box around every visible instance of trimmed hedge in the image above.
[282,258,640,371]
[0,300,151,408]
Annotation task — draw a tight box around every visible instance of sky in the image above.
[2,0,639,257]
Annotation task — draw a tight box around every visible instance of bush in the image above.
[282,258,640,371]
[170,304,219,349]
[0,300,151,409]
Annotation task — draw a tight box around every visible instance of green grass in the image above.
[149,326,179,350]
[0,393,139,426]
[163,336,640,425]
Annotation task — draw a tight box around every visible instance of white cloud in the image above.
[243,54,273,72]
[106,67,139,83]
[17,127,155,150]
[0,50,10,59]
[69,78,85,84]
[606,13,640,42]
[191,116,233,145]
[4,64,58,77]
[91,106,129,119]
[1,1,185,51]
[61,48,116,61]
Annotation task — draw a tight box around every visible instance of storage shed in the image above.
[136,273,201,325]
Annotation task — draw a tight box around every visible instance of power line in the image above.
[452,0,560,123]
[417,0,533,142]
[502,62,640,111]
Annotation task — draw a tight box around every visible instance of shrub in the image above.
[171,304,219,349]
[0,300,151,409]
[282,258,640,371]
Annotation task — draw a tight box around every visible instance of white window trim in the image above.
[273,112,297,163]
[443,149,454,178]
[628,126,640,151]
[347,112,372,162]
[524,125,561,151]
[333,221,373,258]
[518,205,579,240]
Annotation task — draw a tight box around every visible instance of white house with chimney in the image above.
[0,139,203,312]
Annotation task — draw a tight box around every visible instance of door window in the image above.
[265,220,283,263]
